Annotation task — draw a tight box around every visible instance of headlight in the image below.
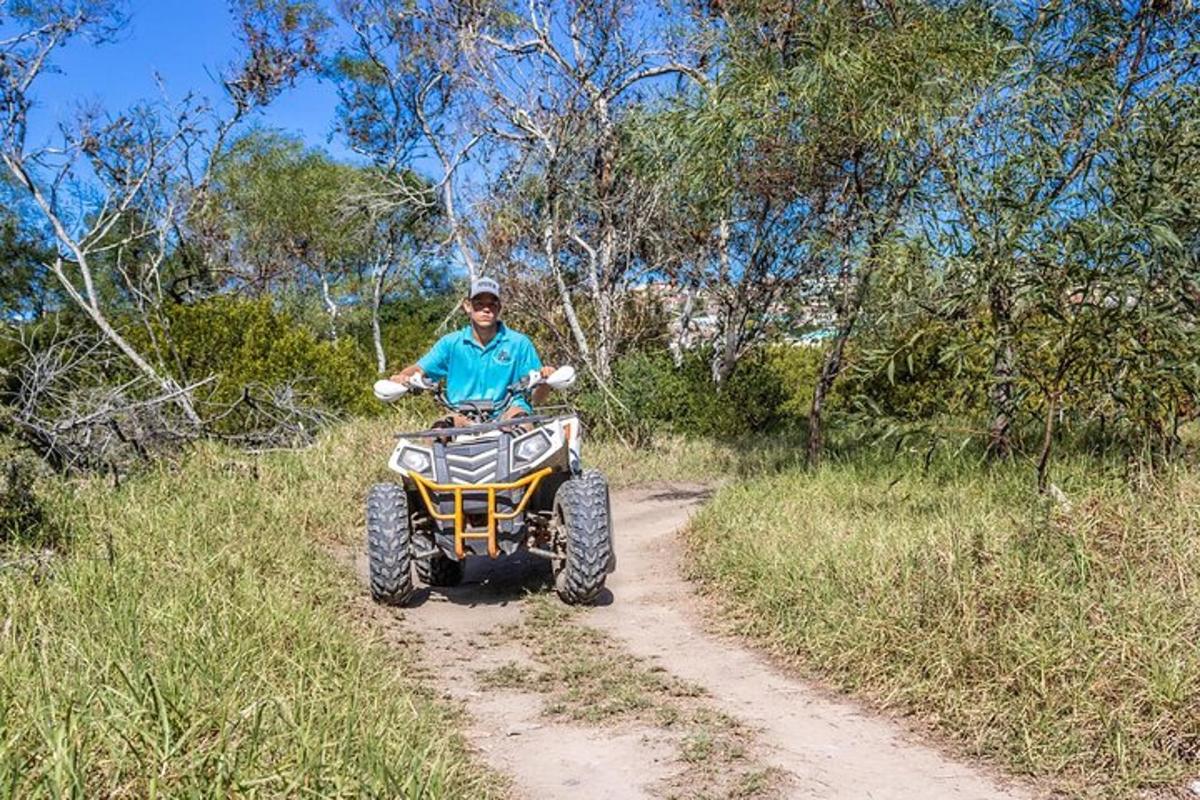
[399,447,432,474]
[513,432,551,464]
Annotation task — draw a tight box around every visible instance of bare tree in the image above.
[336,0,481,280]
[0,1,328,424]
[439,0,705,383]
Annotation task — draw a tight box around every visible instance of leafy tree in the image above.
[929,1,1200,459]
[0,0,330,422]
[196,130,372,335]
[658,0,1006,463]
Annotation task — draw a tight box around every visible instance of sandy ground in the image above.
[349,483,1038,800]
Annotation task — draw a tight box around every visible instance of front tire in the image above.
[552,470,613,605]
[366,483,414,605]
[416,552,465,587]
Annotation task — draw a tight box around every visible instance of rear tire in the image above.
[416,552,465,587]
[366,483,414,605]
[552,470,612,605]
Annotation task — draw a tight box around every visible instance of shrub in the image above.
[0,433,51,547]
[577,346,806,440]
[160,296,377,423]
[762,343,827,423]
[841,316,991,422]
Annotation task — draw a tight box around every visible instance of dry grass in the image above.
[685,454,1200,797]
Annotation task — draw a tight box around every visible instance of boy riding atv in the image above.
[367,277,614,606]
[389,277,556,425]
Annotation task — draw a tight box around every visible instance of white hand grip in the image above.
[373,379,409,402]
[545,365,576,389]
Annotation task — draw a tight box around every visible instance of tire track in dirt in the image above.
[345,484,1037,799]
[345,547,689,799]
[589,484,1034,800]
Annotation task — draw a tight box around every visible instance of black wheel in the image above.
[366,483,414,605]
[552,469,613,605]
[416,552,465,587]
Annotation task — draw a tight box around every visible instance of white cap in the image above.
[469,276,501,299]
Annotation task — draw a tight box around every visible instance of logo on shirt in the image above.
[495,348,512,364]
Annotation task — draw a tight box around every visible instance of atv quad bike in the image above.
[366,366,614,606]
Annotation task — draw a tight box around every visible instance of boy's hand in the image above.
[540,365,556,378]
[390,365,420,383]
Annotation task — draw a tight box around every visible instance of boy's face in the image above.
[464,293,500,329]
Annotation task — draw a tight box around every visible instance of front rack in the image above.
[394,409,574,440]
[407,467,554,558]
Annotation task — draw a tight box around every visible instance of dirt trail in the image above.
[349,484,1035,799]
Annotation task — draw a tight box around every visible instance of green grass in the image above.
[0,416,503,798]
[685,453,1200,797]
[588,432,807,488]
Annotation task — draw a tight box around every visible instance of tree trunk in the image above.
[987,277,1017,458]
[320,273,339,340]
[49,257,202,426]
[807,327,848,467]
[545,220,595,378]
[590,103,618,382]
[442,176,477,281]
[711,300,742,384]
[371,260,387,374]
[709,218,737,384]
[669,284,697,367]
[1036,390,1058,493]
[807,258,874,468]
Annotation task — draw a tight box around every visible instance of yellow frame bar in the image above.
[408,467,553,558]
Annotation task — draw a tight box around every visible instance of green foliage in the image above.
[844,315,991,422]
[761,344,825,421]
[343,291,459,372]
[159,296,376,421]
[0,211,55,319]
[577,346,822,440]
[0,434,52,548]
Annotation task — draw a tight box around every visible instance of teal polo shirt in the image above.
[417,323,543,414]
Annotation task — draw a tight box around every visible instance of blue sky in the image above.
[27,0,354,159]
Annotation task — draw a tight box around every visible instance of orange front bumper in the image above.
[408,467,553,558]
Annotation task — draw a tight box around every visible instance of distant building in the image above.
[631,279,838,351]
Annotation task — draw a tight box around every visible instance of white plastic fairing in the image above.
[545,365,576,390]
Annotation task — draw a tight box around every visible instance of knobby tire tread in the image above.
[416,552,465,586]
[554,469,612,605]
[366,483,414,605]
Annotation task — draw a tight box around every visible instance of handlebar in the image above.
[372,365,576,419]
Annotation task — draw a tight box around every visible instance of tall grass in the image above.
[0,416,501,798]
[588,432,813,488]
[685,454,1200,797]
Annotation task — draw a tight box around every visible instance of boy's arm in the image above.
[523,339,554,405]
[391,336,449,383]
